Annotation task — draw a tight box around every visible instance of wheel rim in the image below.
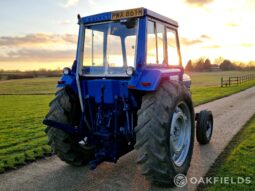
[206,119,212,139]
[169,102,191,167]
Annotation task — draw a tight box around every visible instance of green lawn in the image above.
[0,95,53,172]
[199,115,255,191]
[191,80,255,106]
[187,71,255,105]
[0,71,254,172]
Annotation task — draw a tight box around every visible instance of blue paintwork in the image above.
[135,18,147,72]
[83,80,129,103]
[81,12,112,24]
[128,67,184,91]
[56,74,77,91]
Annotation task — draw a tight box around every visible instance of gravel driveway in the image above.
[0,86,255,191]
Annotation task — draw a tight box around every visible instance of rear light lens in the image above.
[141,82,151,87]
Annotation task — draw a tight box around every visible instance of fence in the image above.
[221,74,255,87]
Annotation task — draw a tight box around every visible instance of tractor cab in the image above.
[59,8,190,105]
[77,7,183,79]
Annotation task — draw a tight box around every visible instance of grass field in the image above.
[0,95,53,172]
[199,115,255,191]
[187,71,255,87]
[191,80,255,105]
[0,71,254,172]
[0,77,58,94]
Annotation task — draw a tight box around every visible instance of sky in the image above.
[0,0,255,70]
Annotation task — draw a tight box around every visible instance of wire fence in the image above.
[221,74,255,87]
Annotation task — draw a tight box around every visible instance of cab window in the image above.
[146,21,166,65]
[147,21,157,64]
[166,28,179,66]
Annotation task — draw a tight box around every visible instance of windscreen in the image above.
[82,19,138,76]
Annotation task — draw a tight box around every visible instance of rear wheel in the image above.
[135,81,195,185]
[45,87,94,166]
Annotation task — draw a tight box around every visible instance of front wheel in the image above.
[135,81,195,185]
[196,110,213,145]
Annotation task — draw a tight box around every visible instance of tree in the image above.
[194,57,205,72]
[185,60,193,71]
[220,60,234,71]
[203,58,212,71]
[214,57,224,65]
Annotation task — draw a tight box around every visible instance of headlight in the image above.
[63,67,71,75]
[126,67,135,76]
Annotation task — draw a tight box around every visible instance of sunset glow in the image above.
[0,0,255,70]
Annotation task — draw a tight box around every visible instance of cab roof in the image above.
[80,7,178,27]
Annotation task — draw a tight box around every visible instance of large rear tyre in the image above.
[135,81,195,185]
[45,87,94,166]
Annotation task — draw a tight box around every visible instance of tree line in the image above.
[0,69,62,80]
[185,57,255,72]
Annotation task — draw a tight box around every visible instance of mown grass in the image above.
[191,80,255,106]
[187,71,255,105]
[0,77,58,94]
[187,71,255,87]
[0,72,254,172]
[198,115,255,191]
[0,95,53,172]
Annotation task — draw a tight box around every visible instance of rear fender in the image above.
[128,67,184,91]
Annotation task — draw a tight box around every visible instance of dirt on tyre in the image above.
[134,81,195,186]
[45,87,94,166]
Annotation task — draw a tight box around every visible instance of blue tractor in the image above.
[43,8,213,185]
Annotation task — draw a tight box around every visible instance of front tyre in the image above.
[45,87,94,166]
[135,81,195,185]
[196,110,213,145]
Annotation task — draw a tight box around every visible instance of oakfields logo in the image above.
[174,174,252,187]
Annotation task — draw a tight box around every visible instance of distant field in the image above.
[187,71,255,87]
[188,71,255,105]
[191,81,255,105]
[0,71,255,172]
[0,77,58,94]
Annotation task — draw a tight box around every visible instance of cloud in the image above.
[200,34,212,39]
[63,0,79,7]
[241,43,254,47]
[225,23,239,27]
[203,45,221,49]
[180,37,203,46]
[58,20,72,25]
[88,0,96,5]
[0,49,75,62]
[0,33,77,47]
[185,0,214,6]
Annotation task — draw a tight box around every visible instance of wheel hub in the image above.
[170,102,191,167]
